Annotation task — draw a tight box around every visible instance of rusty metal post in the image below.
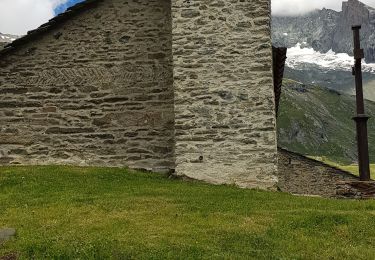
[352,25,371,181]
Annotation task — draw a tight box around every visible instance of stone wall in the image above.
[277,148,358,197]
[0,0,280,189]
[171,0,278,189]
[0,0,175,171]
[336,181,375,199]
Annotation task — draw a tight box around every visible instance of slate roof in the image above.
[0,0,102,58]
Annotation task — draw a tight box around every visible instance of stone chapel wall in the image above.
[0,0,175,171]
[0,0,280,189]
[171,0,278,189]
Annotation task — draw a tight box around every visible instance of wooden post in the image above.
[352,25,371,181]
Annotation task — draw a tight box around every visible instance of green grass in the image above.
[309,156,375,179]
[339,164,375,177]
[2,166,375,259]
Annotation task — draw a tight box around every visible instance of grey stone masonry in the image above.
[171,0,278,189]
[0,0,279,190]
[0,0,175,171]
[336,181,375,199]
[278,148,359,197]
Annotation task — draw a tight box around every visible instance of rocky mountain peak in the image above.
[342,0,375,25]
[272,0,375,63]
[342,0,375,29]
[333,0,375,62]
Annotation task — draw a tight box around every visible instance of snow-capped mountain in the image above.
[272,0,375,101]
[287,43,375,74]
[281,44,375,102]
[273,0,375,63]
[0,33,18,48]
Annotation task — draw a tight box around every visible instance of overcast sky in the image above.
[272,0,375,16]
[0,0,82,35]
[0,0,375,35]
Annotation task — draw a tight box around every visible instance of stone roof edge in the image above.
[0,0,103,58]
[277,146,360,179]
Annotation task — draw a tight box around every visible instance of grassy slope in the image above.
[2,166,375,259]
[309,155,375,178]
[278,79,375,164]
[284,67,375,102]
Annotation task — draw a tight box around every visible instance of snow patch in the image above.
[0,33,17,43]
[286,43,375,74]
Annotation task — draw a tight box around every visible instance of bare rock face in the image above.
[333,0,375,62]
[272,0,375,63]
[272,8,340,53]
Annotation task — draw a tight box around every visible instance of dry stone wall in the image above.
[0,0,175,171]
[171,0,278,189]
[277,148,358,197]
[336,180,375,199]
[0,0,280,190]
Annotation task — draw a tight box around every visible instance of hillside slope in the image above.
[284,66,375,102]
[278,79,375,164]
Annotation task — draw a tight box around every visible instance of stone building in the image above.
[0,0,360,194]
[0,0,278,189]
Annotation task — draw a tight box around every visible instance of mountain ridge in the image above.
[272,0,375,63]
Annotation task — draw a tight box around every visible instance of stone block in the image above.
[0,228,16,242]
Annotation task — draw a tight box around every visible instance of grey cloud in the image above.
[272,0,375,16]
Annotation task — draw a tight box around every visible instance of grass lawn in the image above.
[309,156,375,179]
[1,166,375,259]
[339,164,375,178]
